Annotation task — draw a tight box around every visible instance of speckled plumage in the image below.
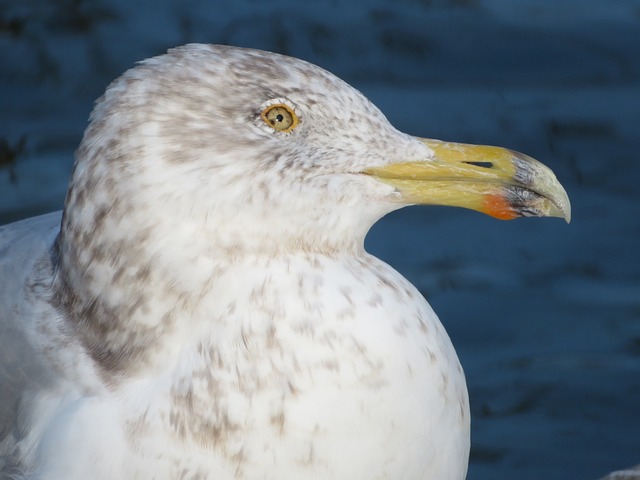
[0,44,474,479]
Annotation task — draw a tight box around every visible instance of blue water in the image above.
[1,1,638,478]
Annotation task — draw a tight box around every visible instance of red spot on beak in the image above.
[483,193,518,220]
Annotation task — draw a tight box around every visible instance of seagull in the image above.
[0,44,570,480]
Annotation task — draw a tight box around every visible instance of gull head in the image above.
[62,44,569,259]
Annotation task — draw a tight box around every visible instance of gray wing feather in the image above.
[0,212,62,476]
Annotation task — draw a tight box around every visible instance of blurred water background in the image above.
[1,0,639,478]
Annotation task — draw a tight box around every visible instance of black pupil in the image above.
[276,114,284,123]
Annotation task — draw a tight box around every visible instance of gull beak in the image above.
[365,139,571,222]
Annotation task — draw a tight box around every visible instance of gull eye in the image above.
[260,104,298,133]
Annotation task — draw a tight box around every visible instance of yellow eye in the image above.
[260,104,299,132]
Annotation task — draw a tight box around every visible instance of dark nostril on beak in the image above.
[463,161,494,168]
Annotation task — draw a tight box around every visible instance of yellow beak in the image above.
[365,138,571,222]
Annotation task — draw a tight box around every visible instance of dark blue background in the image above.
[1,1,638,478]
